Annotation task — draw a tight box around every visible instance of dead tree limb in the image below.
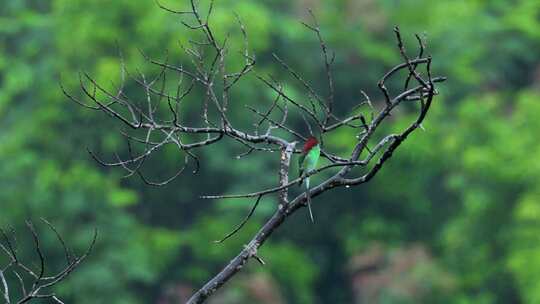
[63,1,446,303]
[0,219,97,304]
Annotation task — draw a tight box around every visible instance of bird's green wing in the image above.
[304,145,321,172]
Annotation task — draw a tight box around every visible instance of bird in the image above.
[298,136,321,223]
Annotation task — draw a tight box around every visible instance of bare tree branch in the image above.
[0,220,96,304]
[63,1,446,303]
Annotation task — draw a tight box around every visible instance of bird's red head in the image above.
[303,136,319,153]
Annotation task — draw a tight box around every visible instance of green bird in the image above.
[298,136,321,223]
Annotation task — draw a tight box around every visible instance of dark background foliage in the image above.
[1,0,540,303]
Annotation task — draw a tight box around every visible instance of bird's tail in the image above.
[305,177,314,223]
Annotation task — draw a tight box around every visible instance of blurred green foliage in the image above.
[1,0,540,303]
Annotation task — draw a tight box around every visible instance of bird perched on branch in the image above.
[298,136,321,223]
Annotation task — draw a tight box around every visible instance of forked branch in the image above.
[63,1,446,303]
[0,219,97,304]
